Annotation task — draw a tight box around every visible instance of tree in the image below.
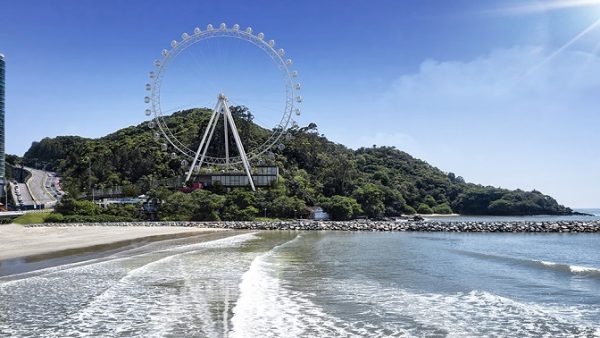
[222,204,258,221]
[382,186,406,217]
[225,189,255,209]
[158,192,195,221]
[321,195,362,221]
[270,195,307,219]
[487,199,513,215]
[352,183,385,219]
[21,107,575,219]
[55,195,100,216]
[221,189,259,221]
[190,189,225,221]
[104,204,141,219]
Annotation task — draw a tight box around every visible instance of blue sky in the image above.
[1,0,599,207]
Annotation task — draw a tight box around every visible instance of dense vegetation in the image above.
[21,108,574,220]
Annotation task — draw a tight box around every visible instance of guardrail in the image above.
[24,171,39,208]
[0,211,25,218]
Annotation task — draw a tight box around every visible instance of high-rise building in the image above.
[0,53,5,199]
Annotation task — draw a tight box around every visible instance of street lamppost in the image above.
[264,207,267,218]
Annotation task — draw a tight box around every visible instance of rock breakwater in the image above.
[28,220,600,233]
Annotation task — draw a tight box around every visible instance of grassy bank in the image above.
[13,212,53,225]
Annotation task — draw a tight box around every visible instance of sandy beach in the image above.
[0,223,223,261]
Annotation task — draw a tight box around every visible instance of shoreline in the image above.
[0,223,227,262]
[24,219,600,233]
[4,219,598,275]
[2,220,599,278]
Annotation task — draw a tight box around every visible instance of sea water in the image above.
[1,230,599,337]
[425,208,600,223]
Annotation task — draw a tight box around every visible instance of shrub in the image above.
[270,195,307,219]
[55,196,100,216]
[417,203,433,214]
[424,195,437,207]
[0,217,16,224]
[432,203,453,214]
[221,204,258,221]
[403,205,417,215]
[487,199,513,215]
[190,189,225,221]
[104,204,141,219]
[13,212,52,224]
[158,192,194,221]
[321,195,362,221]
[45,213,65,222]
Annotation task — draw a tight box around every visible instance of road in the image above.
[11,182,35,208]
[9,167,64,210]
[25,167,59,207]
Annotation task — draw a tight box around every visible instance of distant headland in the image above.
[8,108,577,222]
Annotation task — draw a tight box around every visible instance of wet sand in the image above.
[0,223,224,261]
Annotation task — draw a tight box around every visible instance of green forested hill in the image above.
[20,108,574,219]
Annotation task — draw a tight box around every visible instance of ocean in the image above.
[1,230,599,337]
[425,208,600,223]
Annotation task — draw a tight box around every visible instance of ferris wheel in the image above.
[144,23,302,190]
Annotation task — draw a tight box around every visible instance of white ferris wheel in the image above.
[144,23,302,190]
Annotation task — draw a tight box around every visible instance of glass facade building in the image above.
[0,54,5,188]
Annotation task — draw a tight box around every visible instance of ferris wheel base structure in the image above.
[185,93,256,191]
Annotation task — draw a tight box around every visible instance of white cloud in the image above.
[368,45,600,207]
[381,46,600,121]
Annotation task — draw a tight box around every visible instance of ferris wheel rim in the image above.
[145,23,301,165]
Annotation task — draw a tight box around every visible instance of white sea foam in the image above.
[322,279,599,337]
[454,249,600,279]
[5,232,259,337]
[538,260,600,275]
[569,265,599,273]
[229,235,412,337]
[3,232,599,337]
[230,237,360,337]
[231,237,597,337]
